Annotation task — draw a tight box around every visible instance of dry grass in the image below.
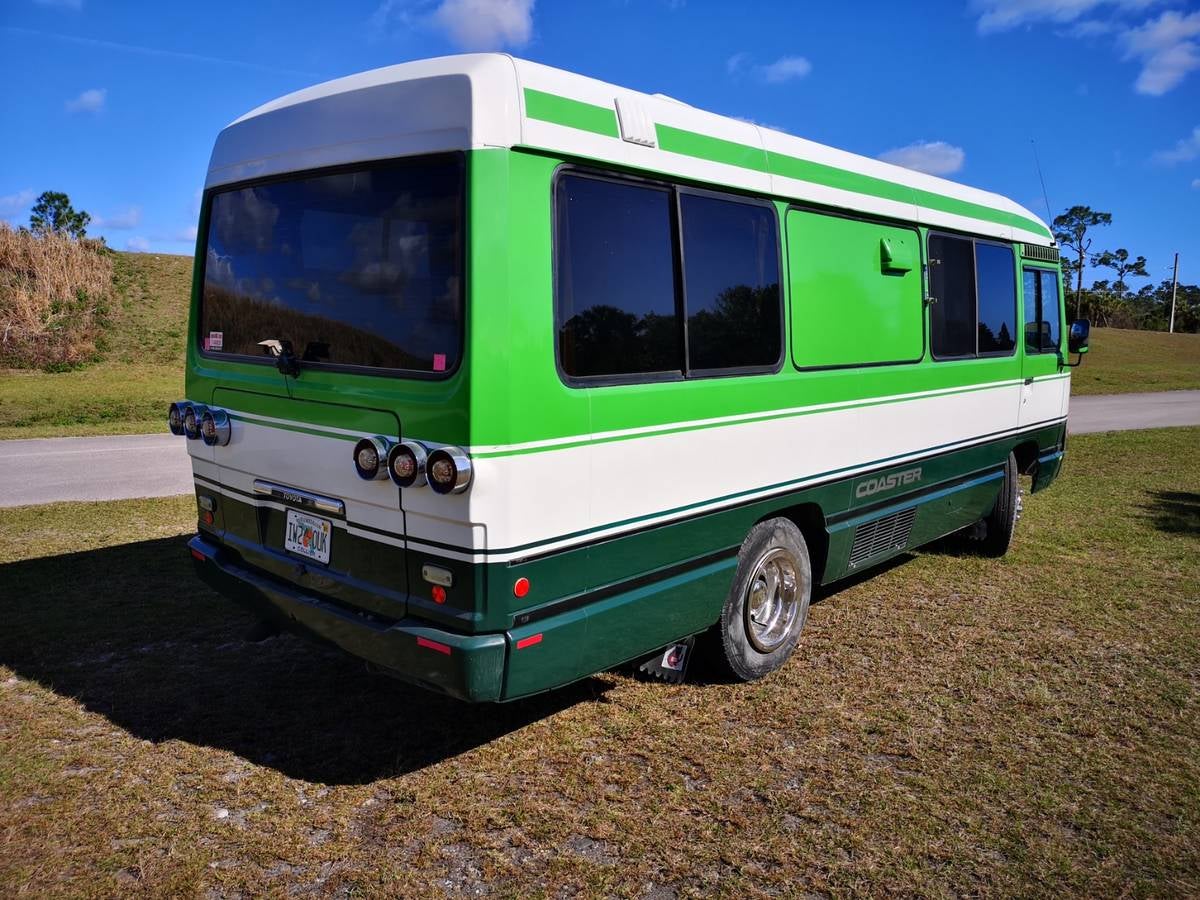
[0,252,190,438]
[0,224,114,369]
[1,428,1197,896]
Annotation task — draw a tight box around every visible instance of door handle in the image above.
[1024,378,1034,385]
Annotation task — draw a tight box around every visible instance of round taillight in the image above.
[168,401,188,436]
[183,404,207,440]
[353,436,392,480]
[426,446,472,495]
[200,408,231,446]
[387,440,428,488]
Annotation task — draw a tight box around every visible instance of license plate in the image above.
[284,509,332,564]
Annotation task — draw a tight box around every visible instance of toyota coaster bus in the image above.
[175,54,1089,701]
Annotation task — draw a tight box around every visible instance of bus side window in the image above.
[930,235,1016,360]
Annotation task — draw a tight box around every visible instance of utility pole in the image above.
[1169,252,1179,334]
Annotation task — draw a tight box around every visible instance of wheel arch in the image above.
[756,502,829,586]
[1011,439,1040,476]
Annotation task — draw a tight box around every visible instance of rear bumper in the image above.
[189,535,506,702]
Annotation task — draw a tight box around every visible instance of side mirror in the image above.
[1068,319,1090,355]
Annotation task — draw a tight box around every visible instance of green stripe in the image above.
[524,88,619,138]
[522,90,1051,239]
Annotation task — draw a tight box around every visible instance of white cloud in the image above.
[372,0,534,50]
[757,55,812,84]
[1152,125,1200,164]
[1120,10,1200,95]
[971,0,1157,34]
[732,115,790,134]
[878,141,966,176]
[0,188,36,217]
[65,87,106,114]
[1192,178,1200,189]
[126,236,150,252]
[35,0,83,8]
[726,52,750,75]
[95,206,141,229]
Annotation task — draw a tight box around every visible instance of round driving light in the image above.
[426,446,473,495]
[200,408,231,446]
[167,401,188,436]
[183,404,207,440]
[387,441,428,488]
[352,436,392,480]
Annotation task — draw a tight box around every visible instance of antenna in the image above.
[1031,139,1053,225]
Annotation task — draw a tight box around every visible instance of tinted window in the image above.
[929,234,976,358]
[1024,268,1061,352]
[680,193,781,371]
[556,175,680,378]
[976,243,1016,354]
[200,155,464,374]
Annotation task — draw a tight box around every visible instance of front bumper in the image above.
[189,535,506,702]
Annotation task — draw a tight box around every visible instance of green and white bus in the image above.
[177,54,1089,701]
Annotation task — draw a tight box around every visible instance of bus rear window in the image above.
[199,154,464,375]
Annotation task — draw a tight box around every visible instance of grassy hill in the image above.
[1,255,1196,439]
[1070,327,1200,395]
[0,252,190,439]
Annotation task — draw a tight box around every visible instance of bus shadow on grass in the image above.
[0,535,609,785]
[1141,490,1200,537]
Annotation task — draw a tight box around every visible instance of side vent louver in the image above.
[1021,243,1060,263]
[848,507,917,569]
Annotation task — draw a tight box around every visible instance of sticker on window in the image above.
[207,331,224,352]
[433,353,446,372]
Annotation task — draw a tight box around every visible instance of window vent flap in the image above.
[1022,243,1060,263]
[848,507,917,569]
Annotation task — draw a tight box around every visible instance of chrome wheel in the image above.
[744,548,802,653]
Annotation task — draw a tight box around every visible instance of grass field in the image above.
[1070,327,1200,395]
[0,252,189,439]
[1,428,1196,896]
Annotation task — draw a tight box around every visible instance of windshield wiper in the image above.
[257,338,301,378]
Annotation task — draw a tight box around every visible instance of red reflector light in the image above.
[513,577,530,599]
[516,633,542,650]
[431,585,447,605]
[190,548,205,562]
[416,636,452,655]
[201,510,214,526]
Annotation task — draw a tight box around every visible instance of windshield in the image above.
[199,154,464,375]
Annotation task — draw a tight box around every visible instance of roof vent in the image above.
[615,96,656,147]
[1022,244,1060,263]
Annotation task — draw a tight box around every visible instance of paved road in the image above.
[1068,390,1200,435]
[0,433,192,508]
[1,391,1198,507]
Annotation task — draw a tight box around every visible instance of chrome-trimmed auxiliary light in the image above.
[182,404,208,440]
[352,436,393,480]
[387,440,428,488]
[200,408,232,446]
[427,446,473,495]
[167,400,189,435]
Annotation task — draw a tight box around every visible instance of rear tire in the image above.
[717,518,812,681]
[976,452,1021,558]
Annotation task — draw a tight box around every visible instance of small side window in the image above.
[929,234,976,358]
[556,174,681,379]
[680,193,781,372]
[1024,267,1061,353]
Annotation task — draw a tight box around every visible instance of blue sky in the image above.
[2,0,1197,288]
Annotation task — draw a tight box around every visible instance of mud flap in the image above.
[636,636,695,684]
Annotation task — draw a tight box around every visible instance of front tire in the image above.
[717,518,812,681]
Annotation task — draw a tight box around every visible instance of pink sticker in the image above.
[208,331,224,351]
[433,353,447,372]
[202,337,210,351]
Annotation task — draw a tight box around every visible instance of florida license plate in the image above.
[284,509,332,564]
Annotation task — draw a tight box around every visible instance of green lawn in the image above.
[1072,327,1200,395]
[1,428,1196,896]
[0,252,189,439]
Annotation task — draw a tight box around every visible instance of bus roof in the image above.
[207,53,1053,245]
